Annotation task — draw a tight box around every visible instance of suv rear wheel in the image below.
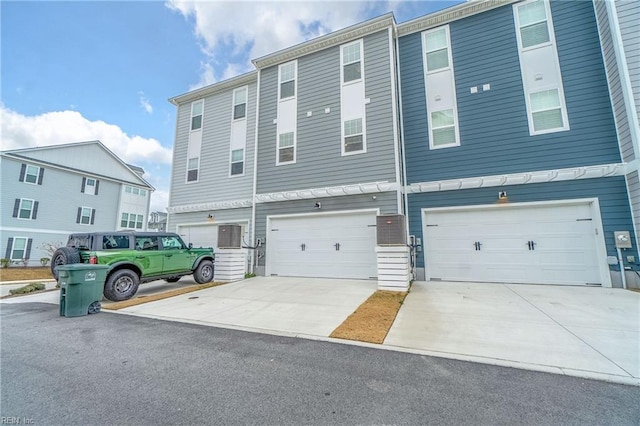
[51,247,82,279]
[104,269,139,301]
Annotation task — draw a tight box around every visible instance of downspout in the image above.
[388,24,402,215]
[165,99,182,234]
[250,69,262,274]
[395,26,410,231]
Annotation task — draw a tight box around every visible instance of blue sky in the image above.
[1,0,463,212]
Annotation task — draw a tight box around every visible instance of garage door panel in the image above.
[424,203,602,285]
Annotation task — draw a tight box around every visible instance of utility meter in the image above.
[614,231,632,249]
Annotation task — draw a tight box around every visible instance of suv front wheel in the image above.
[193,260,214,284]
[104,269,140,301]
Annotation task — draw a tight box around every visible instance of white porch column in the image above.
[213,248,247,282]
[375,246,410,291]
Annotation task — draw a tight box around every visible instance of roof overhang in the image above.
[169,70,258,106]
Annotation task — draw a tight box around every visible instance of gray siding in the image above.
[169,81,257,207]
[254,191,397,268]
[627,170,640,247]
[167,208,252,234]
[617,0,640,118]
[595,0,636,162]
[256,29,397,193]
[407,176,638,271]
[1,156,126,265]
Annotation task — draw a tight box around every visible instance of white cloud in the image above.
[149,188,170,213]
[138,91,153,114]
[167,0,391,86]
[0,105,172,165]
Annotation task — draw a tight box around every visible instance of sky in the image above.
[1,0,463,213]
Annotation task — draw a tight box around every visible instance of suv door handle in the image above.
[165,254,173,257]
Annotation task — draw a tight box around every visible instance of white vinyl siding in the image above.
[230,86,249,177]
[514,0,569,135]
[277,61,298,165]
[191,100,204,131]
[423,26,460,149]
[340,39,367,156]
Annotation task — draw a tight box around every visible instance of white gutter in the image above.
[250,69,262,274]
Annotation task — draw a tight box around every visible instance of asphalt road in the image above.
[1,303,638,426]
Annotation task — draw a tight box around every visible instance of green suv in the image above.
[51,231,215,301]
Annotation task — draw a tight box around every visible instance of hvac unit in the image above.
[376,214,407,246]
[217,224,242,249]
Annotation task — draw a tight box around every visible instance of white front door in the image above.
[267,211,377,279]
[424,202,604,285]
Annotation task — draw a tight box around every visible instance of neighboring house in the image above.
[167,0,638,287]
[167,72,257,250]
[1,141,154,266]
[148,211,167,232]
[398,0,638,287]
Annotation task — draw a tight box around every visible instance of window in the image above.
[233,87,247,120]
[161,236,184,250]
[343,118,364,153]
[422,25,460,149]
[6,237,31,260]
[19,164,43,185]
[81,177,99,195]
[132,188,140,195]
[136,236,159,251]
[12,198,38,220]
[279,62,296,99]
[125,186,132,193]
[121,213,128,228]
[230,149,244,176]
[121,213,144,230]
[140,189,146,197]
[187,157,199,182]
[514,0,569,135]
[77,207,95,225]
[342,42,362,83]
[517,0,550,48]
[277,132,295,164]
[191,100,203,131]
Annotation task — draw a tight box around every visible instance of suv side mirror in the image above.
[188,243,193,249]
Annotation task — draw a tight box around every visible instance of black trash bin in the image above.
[58,264,109,317]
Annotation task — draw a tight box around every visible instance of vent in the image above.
[376,214,407,246]
[217,224,242,249]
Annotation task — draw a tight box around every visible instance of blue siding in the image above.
[407,177,638,271]
[399,1,621,184]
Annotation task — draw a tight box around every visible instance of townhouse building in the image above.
[167,0,639,288]
[1,141,154,266]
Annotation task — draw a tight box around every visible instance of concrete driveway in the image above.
[384,281,640,384]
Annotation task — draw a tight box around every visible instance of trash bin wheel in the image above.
[88,301,102,314]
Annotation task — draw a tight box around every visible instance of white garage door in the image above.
[424,202,603,285]
[267,211,377,279]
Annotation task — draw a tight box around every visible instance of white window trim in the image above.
[229,148,245,177]
[232,86,248,122]
[79,206,93,226]
[513,0,570,136]
[84,177,97,195]
[341,117,367,156]
[340,39,364,85]
[10,237,29,260]
[190,99,204,132]
[24,165,40,185]
[186,157,200,184]
[276,132,296,166]
[422,25,461,150]
[17,198,35,221]
[278,60,297,101]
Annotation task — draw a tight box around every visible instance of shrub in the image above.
[0,259,9,268]
[40,257,50,266]
[244,272,256,279]
[9,282,46,295]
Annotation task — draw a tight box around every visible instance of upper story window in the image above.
[279,62,296,99]
[124,185,147,196]
[424,28,449,72]
[343,118,364,153]
[230,149,244,176]
[19,164,44,185]
[277,132,295,165]
[81,177,100,195]
[191,100,204,131]
[121,213,143,229]
[12,198,38,220]
[517,0,550,49]
[233,87,247,120]
[342,41,362,83]
[77,207,95,225]
[187,157,199,182]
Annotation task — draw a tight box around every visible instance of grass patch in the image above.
[0,267,53,282]
[330,290,407,344]
[9,282,46,295]
[102,282,224,310]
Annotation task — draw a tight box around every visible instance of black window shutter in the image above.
[25,239,33,259]
[5,238,13,259]
[81,177,86,193]
[76,207,81,223]
[90,209,96,225]
[32,201,39,219]
[95,180,100,195]
[37,168,44,185]
[19,164,26,182]
[12,199,20,218]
